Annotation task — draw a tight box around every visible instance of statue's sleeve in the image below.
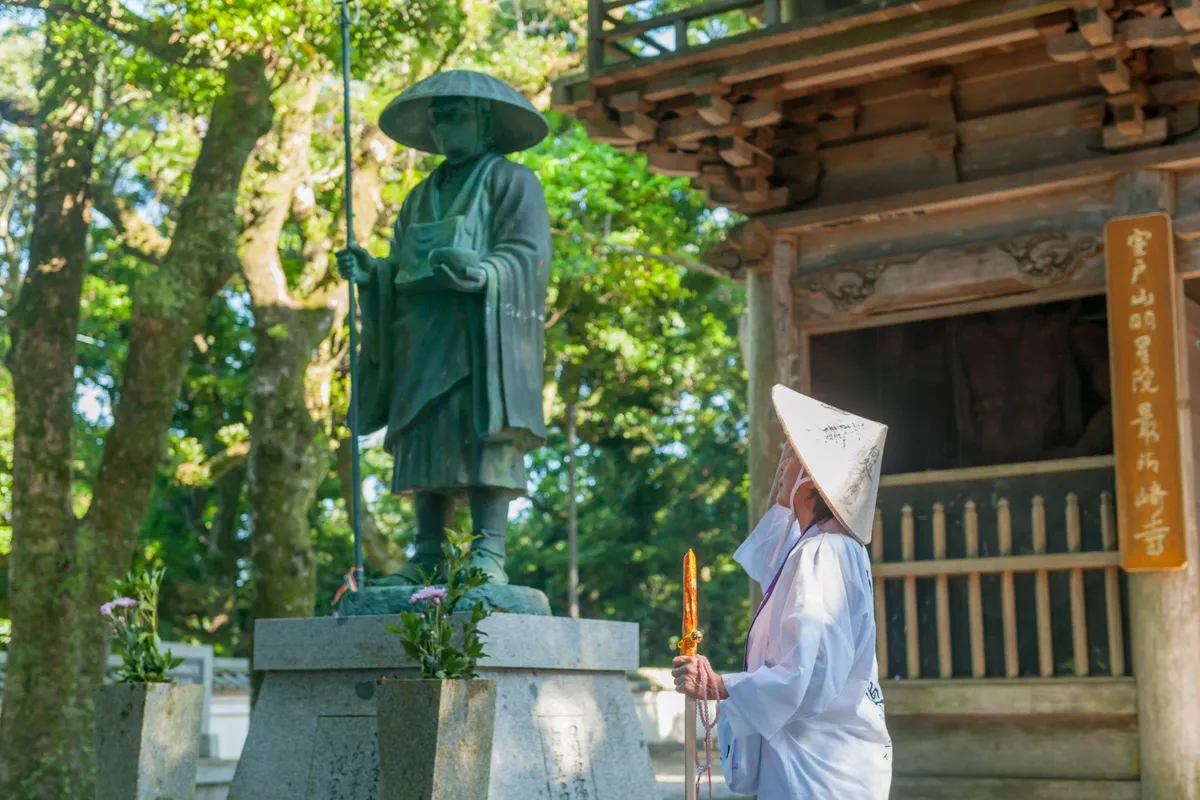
[351,215,402,436]
[476,162,552,444]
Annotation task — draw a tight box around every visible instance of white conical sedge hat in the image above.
[772,385,887,546]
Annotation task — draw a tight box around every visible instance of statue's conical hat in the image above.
[772,385,887,546]
[379,70,549,155]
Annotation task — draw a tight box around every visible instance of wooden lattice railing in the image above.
[870,458,1129,681]
[587,0,779,71]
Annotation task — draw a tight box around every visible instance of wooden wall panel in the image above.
[891,777,1139,800]
[889,717,1139,780]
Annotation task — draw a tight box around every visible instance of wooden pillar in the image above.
[772,235,807,393]
[745,263,778,613]
[587,0,604,73]
[1114,169,1200,800]
[745,236,806,610]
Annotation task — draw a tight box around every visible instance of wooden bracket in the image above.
[1133,0,1167,17]
[701,162,735,186]
[662,114,715,145]
[1123,16,1186,49]
[1048,31,1091,63]
[1174,0,1200,31]
[1078,5,1115,46]
[719,136,772,169]
[1189,30,1200,73]
[620,110,657,142]
[609,88,653,113]
[735,155,775,181]
[1104,115,1169,149]
[687,70,727,97]
[741,186,791,214]
[736,98,783,128]
[751,126,776,150]
[696,94,734,126]
[740,175,771,206]
[1094,51,1133,93]
[585,106,634,146]
[1111,100,1147,136]
[645,150,701,178]
[1108,83,1150,137]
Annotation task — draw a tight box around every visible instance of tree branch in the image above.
[0,97,37,128]
[238,72,321,307]
[171,441,250,488]
[5,0,215,67]
[91,180,171,264]
[551,226,735,281]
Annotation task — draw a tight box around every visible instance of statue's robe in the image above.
[353,153,551,498]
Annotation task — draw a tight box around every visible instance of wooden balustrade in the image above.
[587,0,779,71]
[870,457,1129,681]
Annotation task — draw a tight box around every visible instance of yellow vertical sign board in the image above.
[1105,213,1188,571]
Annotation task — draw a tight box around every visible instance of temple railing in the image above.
[871,456,1129,681]
[579,0,965,78]
[587,0,779,71]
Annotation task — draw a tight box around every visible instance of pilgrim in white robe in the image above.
[718,510,892,798]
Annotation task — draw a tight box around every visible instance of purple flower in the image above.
[100,597,139,617]
[409,587,448,606]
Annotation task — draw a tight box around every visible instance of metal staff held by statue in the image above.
[334,0,365,605]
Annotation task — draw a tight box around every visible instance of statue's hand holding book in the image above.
[428,246,486,292]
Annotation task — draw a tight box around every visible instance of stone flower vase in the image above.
[376,677,498,800]
[95,682,204,800]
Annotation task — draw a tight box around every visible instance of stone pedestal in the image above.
[339,582,552,616]
[95,682,204,800]
[229,614,659,800]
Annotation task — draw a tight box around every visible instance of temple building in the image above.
[554,1,1200,798]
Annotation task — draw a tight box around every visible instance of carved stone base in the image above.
[338,583,552,617]
[229,614,658,800]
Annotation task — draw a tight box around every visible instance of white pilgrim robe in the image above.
[718,514,892,799]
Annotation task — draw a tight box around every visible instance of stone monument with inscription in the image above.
[229,615,658,799]
[229,71,658,799]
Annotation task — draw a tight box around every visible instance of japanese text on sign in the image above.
[1104,213,1187,571]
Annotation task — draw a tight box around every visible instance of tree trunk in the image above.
[0,52,273,800]
[0,18,100,799]
[238,73,329,703]
[247,303,329,704]
[84,55,273,579]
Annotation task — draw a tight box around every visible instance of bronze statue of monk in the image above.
[336,71,551,585]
